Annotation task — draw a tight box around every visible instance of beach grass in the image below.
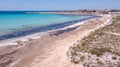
[69,15,120,67]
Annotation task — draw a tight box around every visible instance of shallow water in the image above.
[0,11,94,40]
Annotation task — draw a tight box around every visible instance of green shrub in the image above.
[97,61,104,65]
[71,51,77,56]
[89,47,111,56]
[80,56,85,61]
[114,16,120,22]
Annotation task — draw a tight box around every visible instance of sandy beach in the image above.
[0,14,111,67]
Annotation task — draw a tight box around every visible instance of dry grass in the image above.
[69,15,120,67]
[89,47,111,56]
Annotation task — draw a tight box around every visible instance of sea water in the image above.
[0,11,94,40]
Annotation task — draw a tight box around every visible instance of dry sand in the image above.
[0,15,111,67]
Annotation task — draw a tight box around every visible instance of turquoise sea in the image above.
[0,11,95,40]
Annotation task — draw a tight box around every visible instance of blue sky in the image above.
[0,0,120,11]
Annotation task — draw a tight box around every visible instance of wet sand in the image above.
[0,15,111,67]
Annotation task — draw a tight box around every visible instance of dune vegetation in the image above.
[68,16,120,67]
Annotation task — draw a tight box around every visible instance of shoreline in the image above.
[0,15,98,46]
[26,11,100,15]
[0,15,97,40]
[0,14,112,67]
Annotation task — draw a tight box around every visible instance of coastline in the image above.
[0,15,98,46]
[0,14,112,67]
[26,11,99,16]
